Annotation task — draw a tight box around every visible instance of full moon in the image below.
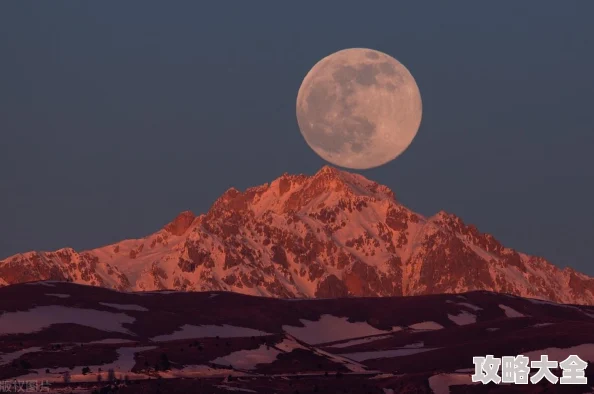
[296,48,422,170]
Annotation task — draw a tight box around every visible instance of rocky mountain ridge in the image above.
[1,166,592,305]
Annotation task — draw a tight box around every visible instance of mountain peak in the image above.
[311,166,396,201]
[315,165,341,176]
[163,210,196,236]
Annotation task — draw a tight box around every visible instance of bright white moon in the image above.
[296,48,422,170]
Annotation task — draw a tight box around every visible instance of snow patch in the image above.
[526,298,559,306]
[0,347,42,366]
[533,322,553,328]
[370,373,396,380]
[428,373,479,394]
[45,293,70,298]
[457,302,482,311]
[327,334,394,349]
[98,302,149,312]
[282,314,397,345]
[583,311,594,319]
[409,321,444,331]
[403,342,424,348]
[25,281,55,287]
[13,346,157,382]
[529,298,594,319]
[87,338,136,345]
[448,311,477,326]
[283,298,327,302]
[523,343,594,362]
[0,306,135,335]
[158,364,247,379]
[151,324,271,342]
[211,344,280,370]
[343,347,437,362]
[95,346,156,374]
[307,345,370,373]
[216,385,257,393]
[498,304,525,318]
[275,337,306,352]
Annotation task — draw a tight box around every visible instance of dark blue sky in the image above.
[1,2,593,274]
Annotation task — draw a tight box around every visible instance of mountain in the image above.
[1,281,594,393]
[1,166,593,304]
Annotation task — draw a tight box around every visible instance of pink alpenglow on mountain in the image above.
[1,166,593,304]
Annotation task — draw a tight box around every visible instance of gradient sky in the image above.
[1,2,593,274]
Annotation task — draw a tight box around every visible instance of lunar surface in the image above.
[296,48,422,169]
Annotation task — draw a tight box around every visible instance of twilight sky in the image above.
[1,2,593,274]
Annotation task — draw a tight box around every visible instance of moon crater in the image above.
[296,48,422,170]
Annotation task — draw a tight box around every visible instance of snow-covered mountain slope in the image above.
[1,166,593,304]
